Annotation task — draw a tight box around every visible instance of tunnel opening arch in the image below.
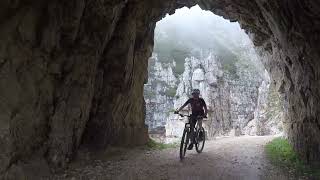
[143,5,281,142]
[83,0,320,165]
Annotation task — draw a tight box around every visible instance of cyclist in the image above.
[174,89,208,150]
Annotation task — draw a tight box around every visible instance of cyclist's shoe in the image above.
[187,143,194,150]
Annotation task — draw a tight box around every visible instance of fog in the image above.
[153,5,265,77]
[156,5,247,51]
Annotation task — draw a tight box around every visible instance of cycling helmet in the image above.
[192,89,200,95]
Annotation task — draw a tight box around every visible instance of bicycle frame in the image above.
[183,115,204,143]
[180,114,204,130]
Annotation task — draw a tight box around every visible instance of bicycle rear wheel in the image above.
[196,127,205,153]
[179,129,189,160]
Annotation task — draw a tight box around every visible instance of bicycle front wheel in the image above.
[196,127,205,153]
[179,129,189,160]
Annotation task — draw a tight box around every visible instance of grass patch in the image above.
[146,139,179,150]
[144,90,156,99]
[266,137,320,178]
[165,87,177,97]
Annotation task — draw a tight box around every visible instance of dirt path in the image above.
[54,136,295,180]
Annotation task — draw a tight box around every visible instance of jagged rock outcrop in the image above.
[145,51,281,139]
[144,53,178,131]
[243,71,284,136]
[0,0,319,177]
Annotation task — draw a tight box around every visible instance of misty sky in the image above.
[157,5,242,32]
[153,5,265,76]
[155,5,251,51]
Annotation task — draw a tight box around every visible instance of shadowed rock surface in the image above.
[0,0,319,178]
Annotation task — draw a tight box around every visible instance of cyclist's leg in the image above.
[197,118,204,140]
[197,118,203,129]
[190,115,197,144]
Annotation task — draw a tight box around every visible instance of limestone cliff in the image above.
[145,51,283,140]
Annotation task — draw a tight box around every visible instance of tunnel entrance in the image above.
[1,1,320,177]
[144,6,284,144]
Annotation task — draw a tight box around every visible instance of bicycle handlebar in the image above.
[178,113,190,118]
[174,112,207,118]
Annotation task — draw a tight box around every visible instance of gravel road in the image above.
[53,136,299,180]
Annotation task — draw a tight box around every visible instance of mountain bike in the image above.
[176,113,206,160]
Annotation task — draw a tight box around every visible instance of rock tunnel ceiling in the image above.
[0,0,319,176]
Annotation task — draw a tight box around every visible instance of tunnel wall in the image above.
[197,0,320,165]
[0,0,319,177]
[0,0,155,176]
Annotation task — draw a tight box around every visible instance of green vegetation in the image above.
[154,39,189,76]
[171,49,188,75]
[173,59,186,76]
[165,87,177,97]
[222,61,239,79]
[266,138,301,167]
[144,90,156,99]
[165,109,176,116]
[146,139,179,150]
[153,79,167,86]
[266,137,320,178]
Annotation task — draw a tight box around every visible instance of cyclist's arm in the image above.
[177,99,190,112]
[202,99,208,117]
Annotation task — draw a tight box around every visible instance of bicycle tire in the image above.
[179,129,189,160]
[196,127,205,153]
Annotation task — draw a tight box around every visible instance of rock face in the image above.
[0,0,151,177]
[0,0,319,177]
[144,54,178,131]
[145,51,282,140]
[243,72,284,136]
